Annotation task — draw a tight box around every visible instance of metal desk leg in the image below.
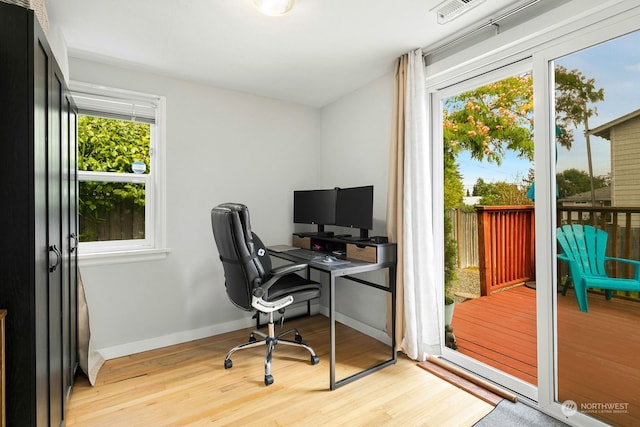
[390,266,397,360]
[330,272,336,390]
[330,266,397,390]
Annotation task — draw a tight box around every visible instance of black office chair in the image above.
[210,203,321,386]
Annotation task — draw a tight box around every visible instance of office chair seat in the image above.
[211,203,321,386]
[265,276,322,302]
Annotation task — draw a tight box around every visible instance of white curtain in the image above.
[401,49,441,360]
[78,269,105,385]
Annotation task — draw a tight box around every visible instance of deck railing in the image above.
[465,205,639,300]
[476,205,535,296]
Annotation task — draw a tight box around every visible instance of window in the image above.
[72,82,166,264]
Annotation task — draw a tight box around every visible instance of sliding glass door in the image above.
[430,3,640,423]
[551,29,640,427]
[434,60,538,400]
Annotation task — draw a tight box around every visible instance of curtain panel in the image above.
[387,49,441,361]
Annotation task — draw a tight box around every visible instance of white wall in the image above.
[318,72,395,333]
[71,57,322,358]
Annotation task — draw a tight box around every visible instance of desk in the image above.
[269,235,397,390]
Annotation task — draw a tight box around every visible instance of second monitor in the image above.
[335,185,373,239]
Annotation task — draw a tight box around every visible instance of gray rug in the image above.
[473,400,569,426]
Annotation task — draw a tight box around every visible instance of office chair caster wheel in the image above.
[311,355,320,365]
[295,333,303,343]
[249,333,257,343]
[264,375,274,386]
[224,359,233,369]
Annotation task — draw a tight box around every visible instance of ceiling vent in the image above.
[432,0,486,24]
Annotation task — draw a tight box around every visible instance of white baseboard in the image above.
[318,306,392,346]
[97,304,389,360]
[97,316,256,360]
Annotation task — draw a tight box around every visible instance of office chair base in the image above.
[223,323,319,386]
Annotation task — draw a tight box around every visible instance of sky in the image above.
[453,30,640,194]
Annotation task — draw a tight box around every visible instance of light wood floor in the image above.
[66,315,494,426]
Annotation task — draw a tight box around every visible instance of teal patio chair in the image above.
[557,224,640,312]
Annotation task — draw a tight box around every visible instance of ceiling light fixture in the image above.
[253,0,296,16]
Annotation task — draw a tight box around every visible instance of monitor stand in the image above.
[296,224,334,238]
[340,228,370,242]
[315,224,334,237]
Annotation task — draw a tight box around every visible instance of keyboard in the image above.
[288,249,322,260]
[287,249,351,266]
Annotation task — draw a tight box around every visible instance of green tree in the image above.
[79,115,150,174]
[444,146,465,210]
[554,66,605,150]
[554,66,605,205]
[443,140,463,302]
[473,178,532,206]
[556,168,608,199]
[444,74,534,166]
[78,116,150,230]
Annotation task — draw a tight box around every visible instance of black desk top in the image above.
[268,246,395,276]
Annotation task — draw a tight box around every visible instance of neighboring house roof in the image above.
[587,108,640,140]
[558,186,611,203]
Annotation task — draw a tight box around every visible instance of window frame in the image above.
[71,82,167,265]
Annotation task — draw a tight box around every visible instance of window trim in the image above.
[71,82,167,265]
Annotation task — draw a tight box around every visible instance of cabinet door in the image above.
[33,37,51,427]
[47,64,64,427]
[69,104,79,386]
[62,94,78,413]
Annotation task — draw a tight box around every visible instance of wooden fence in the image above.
[447,209,478,269]
[80,201,145,242]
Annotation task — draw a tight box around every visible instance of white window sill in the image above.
[78,248,170,267]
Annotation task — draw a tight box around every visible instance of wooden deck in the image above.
[452,285,537,385]
[451,284,640,426]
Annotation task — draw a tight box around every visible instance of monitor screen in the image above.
[293,189,337,225]
[335,185,373,230]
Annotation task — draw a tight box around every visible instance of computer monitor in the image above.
[335,185,373,239]
[293,189,337,235]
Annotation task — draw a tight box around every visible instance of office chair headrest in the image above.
[213,202,253,248]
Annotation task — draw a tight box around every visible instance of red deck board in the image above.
[449,284,640,426]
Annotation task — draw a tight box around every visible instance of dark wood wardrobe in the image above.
[0,2,78,425]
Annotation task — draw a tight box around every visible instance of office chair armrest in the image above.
[251,294,294,313]
[250,262,307,313]
[270,263,309,277]
[257,263,309,293]
[253,264,307,297]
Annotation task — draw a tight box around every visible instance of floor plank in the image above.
[67,315,493,426]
